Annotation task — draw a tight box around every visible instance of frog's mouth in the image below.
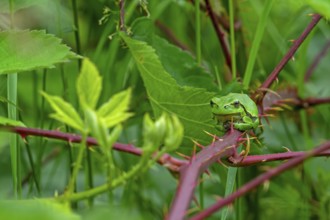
[213,113,241,122]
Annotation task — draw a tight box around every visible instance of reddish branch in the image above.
[119,0,126,31]
[167,130,241,220]
[189,0,241,31]
[226,149,330,167]
[204,0,232,71]
[261,14,322,90]
[1,126,186,172]
[191,141,330,219]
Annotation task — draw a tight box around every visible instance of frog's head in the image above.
[210,96,245,120]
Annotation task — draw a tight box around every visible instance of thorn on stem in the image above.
[192,140,205,149]
[176,152,191,161]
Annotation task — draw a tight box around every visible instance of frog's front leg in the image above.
[233,116,255,131]
[215,123,227,132]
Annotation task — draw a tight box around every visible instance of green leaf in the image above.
[131,18,218,92]
[0,199,79,220]
[77,58,102,109]
[120,33,217,148]
[41,92,84,132]
[306,0,330,18]
[0,116,25,127]
[0,30,78,74]
[0,0,45,13]
[97,88,133,128]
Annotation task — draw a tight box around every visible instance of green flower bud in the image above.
[142,113,169,153]
[164,115,184,152]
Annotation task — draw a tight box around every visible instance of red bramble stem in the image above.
[261,14,322,90]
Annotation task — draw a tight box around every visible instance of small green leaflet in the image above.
[97,89,133,128]
[77,58,102,109]
[0,116,25,127]
[41,92,84,132]
[43,57,132,133]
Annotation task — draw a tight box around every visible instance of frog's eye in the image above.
[210,100,216,107]
[233,100,240,108]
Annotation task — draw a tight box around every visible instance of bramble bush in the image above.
[0,1,330,220]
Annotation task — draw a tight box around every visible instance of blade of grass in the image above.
[71,0,81,68]
[243,0,275,88]
[229,0,237,79]
[221,167,237,220]
[7,0,21,198]
[214,66,222,91]
[8,73,20,198]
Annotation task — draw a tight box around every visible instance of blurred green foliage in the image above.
[0,0,330,219]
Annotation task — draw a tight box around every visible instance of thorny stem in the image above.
[261,14,322,90]
[204,0,232,71]
[189,0,241,31]
[226,149,330,166]
[3,125,330,176]
[167,130,241,220]
[119,0,126,31]
[191,141,330,220]
[293,97,330,109]
[0,126,187,172]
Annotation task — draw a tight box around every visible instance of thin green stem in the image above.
[195,0,201,65]
[299,110,312,149]
[57,148,166,203]
[25,141,41,194]
[85,148,94,207]
[71,0,81,68]
[229,0,237,79]
[65,133,87,199]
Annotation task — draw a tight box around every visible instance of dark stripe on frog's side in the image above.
[239,102,258,122]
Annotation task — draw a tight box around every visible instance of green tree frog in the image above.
[210,93,259,132]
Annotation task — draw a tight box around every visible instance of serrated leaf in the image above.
[41,92,84,131]
[120,33,217,148]
[0,199,79,220]
[0,30,78,74]
[97,88,133,128]
[0,116,25,127]
[77,58,102,109]
[306,0,330,18]
[131,18,218,92]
